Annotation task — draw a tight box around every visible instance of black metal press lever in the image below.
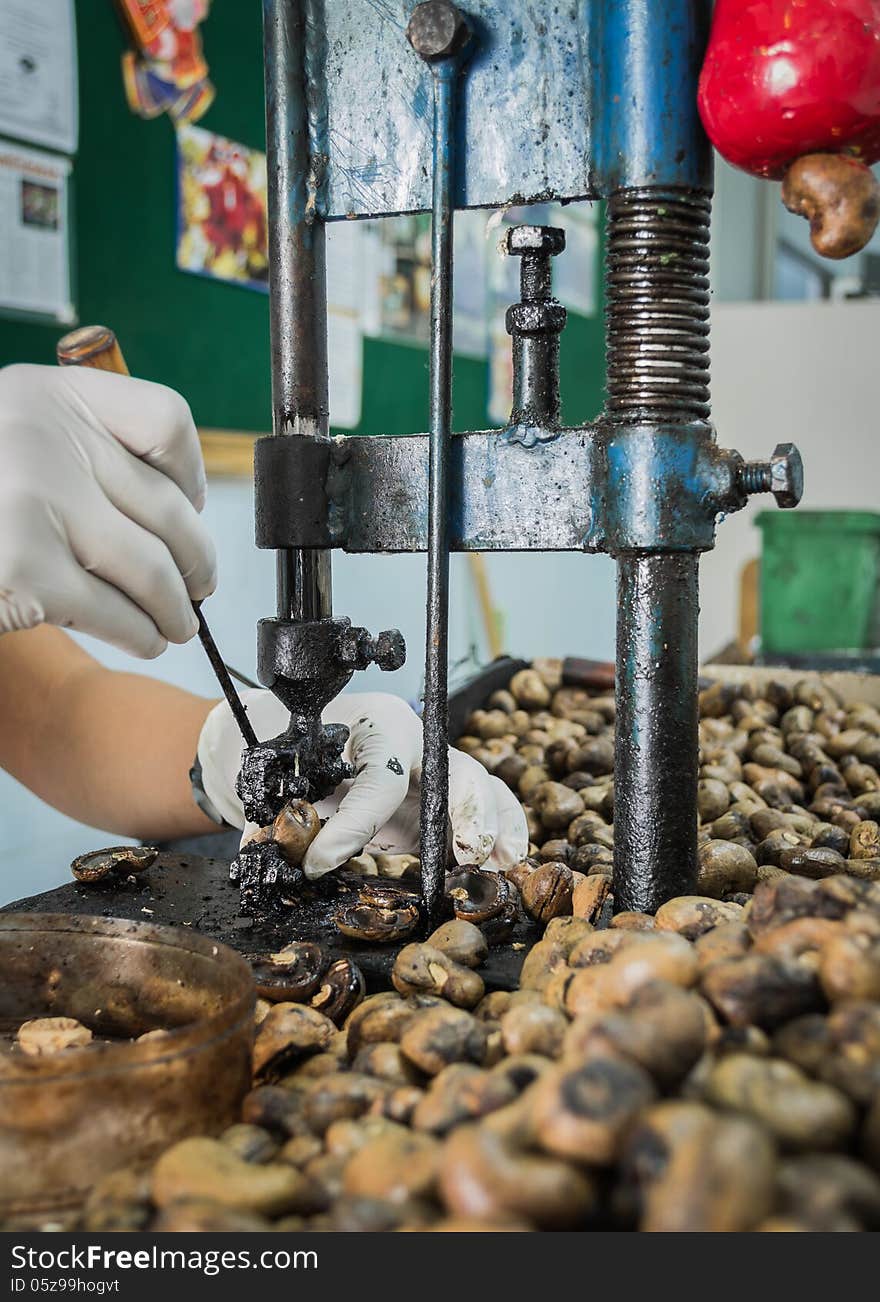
[406,0,472,928]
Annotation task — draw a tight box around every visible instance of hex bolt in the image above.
[504,224,566,303]
[405,0,470,61]
[737,442,804,509]
[503,225,567,430]
[339,625,406,672]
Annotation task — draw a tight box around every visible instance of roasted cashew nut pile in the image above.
[21,665,880,1233]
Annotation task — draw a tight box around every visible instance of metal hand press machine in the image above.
[229,0,803,925]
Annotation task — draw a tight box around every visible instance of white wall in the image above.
[702,299,880,655]
[712,157,776,303]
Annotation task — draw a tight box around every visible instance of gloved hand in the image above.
[0,363,216,658]
[198,689,528,879]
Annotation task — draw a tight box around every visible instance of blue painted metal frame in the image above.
[256,0,723,578]
[314,0,592,216]
[305,0,709,219]
[590,0,711,193]
[254,421,748,555]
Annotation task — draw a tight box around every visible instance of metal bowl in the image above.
[0,913,254,1214]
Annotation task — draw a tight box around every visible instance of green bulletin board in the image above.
[0,0,606,438]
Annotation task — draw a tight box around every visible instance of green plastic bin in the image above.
[756,511,880,655]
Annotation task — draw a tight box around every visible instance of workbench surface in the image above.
[4,851,539,993]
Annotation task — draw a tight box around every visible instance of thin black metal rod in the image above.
[419,61,458,926]
[613,553,699,912]
[223,662,261,691]
[194,604,259,748]
[262,0,332,623]
[276,548,331,623]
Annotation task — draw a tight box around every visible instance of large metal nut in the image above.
[338,625,373,670]
[503,225,566,257]
[769,442,804,509]
[505,300,567,337]
[375,628,406,672]
[405,1,469,60]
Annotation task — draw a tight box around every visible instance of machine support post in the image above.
[419,56,459,927]
[262,0,331,622]
[613,553,700,913]
[604,185,712,910]
[596,0,714,912]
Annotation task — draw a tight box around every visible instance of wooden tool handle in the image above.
[57,325,129,375]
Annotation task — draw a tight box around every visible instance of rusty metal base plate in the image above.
[3,853,540,994]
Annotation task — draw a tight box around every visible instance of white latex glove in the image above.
[0,363,216,658]
[198,689,528,880]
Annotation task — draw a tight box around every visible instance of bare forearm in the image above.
[0,627,220,840]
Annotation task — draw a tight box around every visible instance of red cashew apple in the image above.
[698,0,880,258]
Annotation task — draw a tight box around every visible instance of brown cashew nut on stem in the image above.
[782,154,880,260]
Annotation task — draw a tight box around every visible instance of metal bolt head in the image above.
[406,1,469,60]
[770,442,804,509]
[503,225,566,257]
[375,629,407,672]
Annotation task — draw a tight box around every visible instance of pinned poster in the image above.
[117,0,214,126]
[0,0,78,154]
[553,203,599,316]
[453,210,490,359]
[176,124,364,428]
[176,123,268,291]
[326,219,364,430]
[0,142,73,321]
[359,210,490,359]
